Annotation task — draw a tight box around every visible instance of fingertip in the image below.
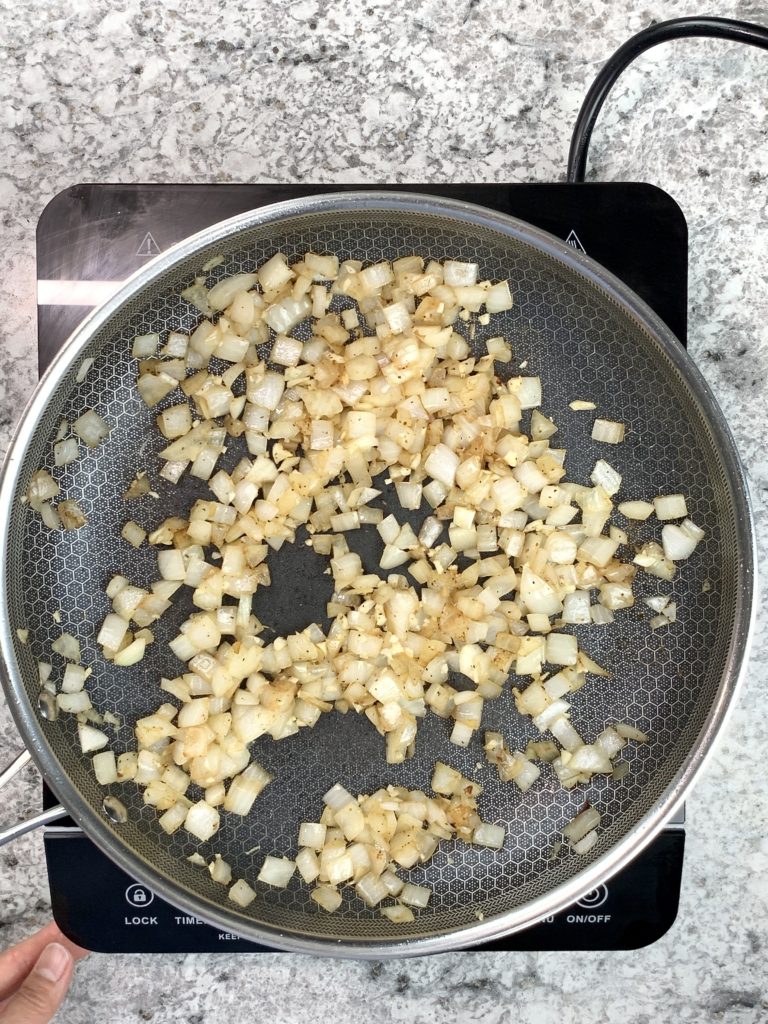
[46,923,91,961]
[33,943,72,984]
[2,942,75,1023]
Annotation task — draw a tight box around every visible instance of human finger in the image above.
[0,942,74,1024]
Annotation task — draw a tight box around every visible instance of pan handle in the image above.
[0,748,68,848]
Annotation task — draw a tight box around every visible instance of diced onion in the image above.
[423,444,459,488]
[52,632,80,663]
[399,883,431,908]
[78,723,109,753]
[615,722,649,741]
[395,481,422,511]
[381,903,414,924]
[546,633,578,666]
[208,273,258,311]
[291,775,492,915]
[27,469,60,506]
[311,884,343,913]
[92,750,117,785]
[184,800,220,841]
[298,822,327,850]
[223,762,273,815]
[72,409,110,447]
[680,518,705,542]
[156,405,192,440]
[572,830,598,855]
[158,802,188,835]
[97,613,129,650]
[617,499,654,521]
[563,806,601,844]
[431,761,463,796]
[137,372,178,408]
[121,520,147,548]
[264,295,311,334]
[258,253,294,291]
[531,410,557,440]
[296,848,321,884]
[591,418,625,444]
[257,856,296,888]
[62,664,90,693]
[133,334,159,358]
[76,357,95,383]
[590,460,621,496]
[54,437,79,467]
[661,524,698,561]
[271,335,303,367]
[209,854,233,885]
[590,604,614,625]
[443,261,478,286]
[654,494,688,520]
[228,879,257,908]
[472,822,506,849]
[59,500,87,530]
[562,592,591,625]
[56,690,91,714]
[508,376,541,410]
[485,280,513,313]
[113,637,146,666]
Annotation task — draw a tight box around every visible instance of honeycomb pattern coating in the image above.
[7,205,741,945]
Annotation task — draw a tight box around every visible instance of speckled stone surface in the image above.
[1,0,767,1021]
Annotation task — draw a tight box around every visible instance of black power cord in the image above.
[567,16,768,183]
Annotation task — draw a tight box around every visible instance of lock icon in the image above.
[125,884,155,908]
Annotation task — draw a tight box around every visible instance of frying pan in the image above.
[0,192,755,956]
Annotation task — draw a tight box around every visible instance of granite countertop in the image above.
[1,1,767,1021]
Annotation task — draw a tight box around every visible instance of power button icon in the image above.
[125,883,155,908]
[576,884,609,909]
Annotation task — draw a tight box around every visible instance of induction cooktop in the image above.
[37,181,686,953]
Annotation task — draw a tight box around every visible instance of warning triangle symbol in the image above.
[565,229,586,254]
[137,231,161,257]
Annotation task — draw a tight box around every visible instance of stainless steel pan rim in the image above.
[0,190,756,957]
